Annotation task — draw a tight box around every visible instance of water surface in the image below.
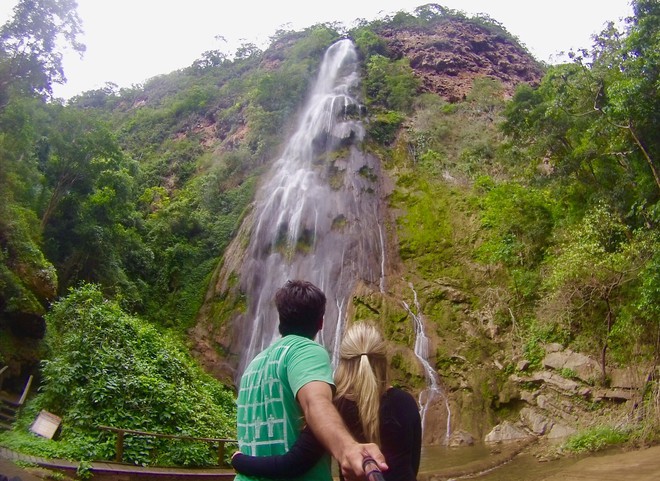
[419,444,582,480]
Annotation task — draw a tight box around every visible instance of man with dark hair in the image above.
[235,280,387,481]
[275,279,327,338]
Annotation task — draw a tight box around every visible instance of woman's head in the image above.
[334,322,388,444]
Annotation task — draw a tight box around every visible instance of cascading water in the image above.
[403,283,451,441]
[233,39,385,377]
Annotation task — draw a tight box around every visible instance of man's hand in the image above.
[337,441,388,481]
[298,381,388,480]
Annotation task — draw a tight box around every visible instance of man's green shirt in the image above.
[236,335,334,481]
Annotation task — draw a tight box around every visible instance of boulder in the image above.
[517,359,530,372]
[520,407,553,435]
[592,389,636,402]
[547,423,577,439]
[609,367,648,389]
[448,430,475,447]
[543,349,600,383]
[545,343,564,353]
[484,421,532,443]
[520,389,538,404]
[512,371,581,394]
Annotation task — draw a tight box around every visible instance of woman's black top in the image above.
[231,387,422,481]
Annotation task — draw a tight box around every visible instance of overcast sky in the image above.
[0,0,634,100]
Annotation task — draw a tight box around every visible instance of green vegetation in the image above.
[1,0,658,466]
[2,284,236,466]
[562,425,631,453]
[375,0,659,446]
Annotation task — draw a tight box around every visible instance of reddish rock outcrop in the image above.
[378,19,545,101]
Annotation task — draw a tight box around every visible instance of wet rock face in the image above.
[377,20,545,101]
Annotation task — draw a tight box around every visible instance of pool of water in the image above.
[420,444,493,470]
[419,444,583,480]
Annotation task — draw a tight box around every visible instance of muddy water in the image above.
[419,444,582,480]
[420,444,493,471]
[469,452,578,480]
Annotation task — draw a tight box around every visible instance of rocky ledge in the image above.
[484,343,654,445]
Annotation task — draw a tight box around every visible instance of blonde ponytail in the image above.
[335,322,388,444]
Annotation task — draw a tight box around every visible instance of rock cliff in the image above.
[377,18,545,101]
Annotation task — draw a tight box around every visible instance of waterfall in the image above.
[233,39,384,377]
[378,223,386,294]
[403,283,451,441]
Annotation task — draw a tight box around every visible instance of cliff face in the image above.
[192,18,544,383]
[189,19,551,445]
[378,19,545,101]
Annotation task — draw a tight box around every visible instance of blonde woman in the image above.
[232,322,422,481]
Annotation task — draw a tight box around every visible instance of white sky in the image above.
[0,0,634,100]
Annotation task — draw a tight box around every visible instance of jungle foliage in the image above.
[1,0,659,464]
[7,283,236,465]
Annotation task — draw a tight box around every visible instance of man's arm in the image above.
[297,381,388,481]
[231,426,324,478]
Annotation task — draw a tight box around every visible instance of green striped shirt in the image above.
[236,335,334,481]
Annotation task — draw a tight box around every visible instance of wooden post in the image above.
[115,430,124,462]
[17,375,33,405]
[217,441,225,466]
[0,366,8,391]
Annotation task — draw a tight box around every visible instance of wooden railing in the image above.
[0,366,8,391]
[98,425,236,466]
[0,371,33,430]
[0,373,33,407]
[17,374,33,406]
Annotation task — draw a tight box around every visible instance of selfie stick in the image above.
[362,456,385,481]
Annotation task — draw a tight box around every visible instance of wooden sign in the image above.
[30,410,62,439]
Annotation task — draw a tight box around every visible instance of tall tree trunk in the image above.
[40,171,79,229]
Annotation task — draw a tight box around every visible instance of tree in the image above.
[0,0,85,101]
[414,4,453,22]
[38,105,124,229]
[560,0,660,195]
[477,181,555,269]
[34,105,151,302]
[0,94,57,324]
[606,0,660,191]
[542,204,656,382]
[352,27,388,59]
[0,0,87,326]
[502,0,660,221]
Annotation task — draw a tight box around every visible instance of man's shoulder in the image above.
[242,336,326,375]
[284,336,334,392]
[284,335,331,358]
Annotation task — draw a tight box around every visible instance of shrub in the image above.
[563,425,630,453]
[7,283,236,466]
[368,110,405,144]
